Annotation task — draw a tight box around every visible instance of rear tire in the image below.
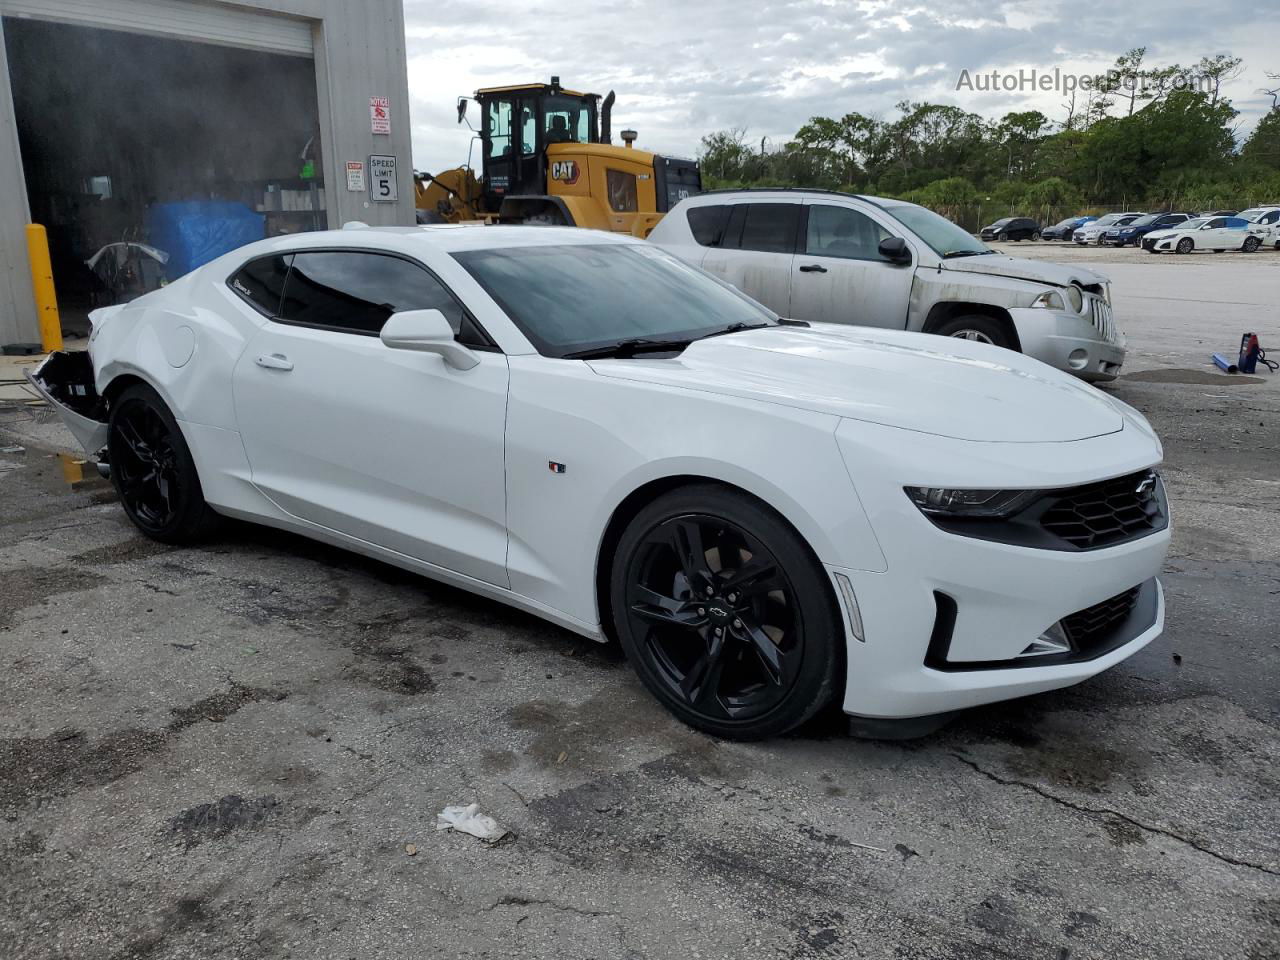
[107,383,219,544]
[934,314,1016,350]
[1243,236,1261,253]
[1030,231,1041,241]
[610,485,843,740]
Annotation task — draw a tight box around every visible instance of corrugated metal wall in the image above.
[0,0,413,346]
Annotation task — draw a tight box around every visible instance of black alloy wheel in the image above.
[1243,236,1260,253]
[611,486,841,740]
[1176,237,1194,254]
[108,383,218,543]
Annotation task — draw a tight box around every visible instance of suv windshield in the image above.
[454,243,775,357]
[1128,215,1158,227]
[1238,208,1270,221]
[882,201,989,258]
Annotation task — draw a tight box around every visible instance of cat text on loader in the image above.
[414,78,701,237]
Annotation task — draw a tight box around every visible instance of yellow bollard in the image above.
[25,223,63,353]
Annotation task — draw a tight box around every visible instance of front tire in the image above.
[934,314,1016,350]
[107,383,218,544]
[610,485,842,740]
[1176,238,1194,254]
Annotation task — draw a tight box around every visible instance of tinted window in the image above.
[738,203,800,254]
[805,205,893,261]
[1205,218,1226,229]
[279,251,485,343]
[606,170,638,212]
[230,254,291,315]
[1223,218,1248,228]
[687,204,732,247]
[1264,212,1280,224]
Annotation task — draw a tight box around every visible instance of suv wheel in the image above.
[934,314,1015,350]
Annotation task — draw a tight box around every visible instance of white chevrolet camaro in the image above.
[31,225,1171,740]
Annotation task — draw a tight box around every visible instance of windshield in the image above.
[1128,215,1158,227]
[1238,208,1269,222]
[1092,214,1122,227]
[453,243,775,357]
[1054,218,1078,228]
[882,201,989,257]
[1181,218,1208,229]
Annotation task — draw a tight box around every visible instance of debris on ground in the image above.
[436,803,514,845]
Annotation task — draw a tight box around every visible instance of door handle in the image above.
[798,264,828,273]
[255,353,294,371]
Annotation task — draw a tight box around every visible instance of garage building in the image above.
[0,0,414,347]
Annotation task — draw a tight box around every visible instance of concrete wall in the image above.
[0,0,413,346]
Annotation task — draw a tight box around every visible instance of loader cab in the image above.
[474,80,598,207]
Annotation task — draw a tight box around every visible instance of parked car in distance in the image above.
[1196,210,1238,218]
[979,217,1040,241]
[1074,213,1144,245]
[650,190,1125,381]
[1142,216,1259,253]
[1041,215,1096,240]
[28,224,1171,741]
[1240,206,1280,249]
[1102,212,1194,247]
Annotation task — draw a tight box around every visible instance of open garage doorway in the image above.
[4,18,324,334]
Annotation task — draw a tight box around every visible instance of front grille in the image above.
[1087,296,1117,343]
[1040,470,1164,549]
[1062,585,1142,649]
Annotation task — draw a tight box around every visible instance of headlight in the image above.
[1031,290,1065,310]
[1065,285,1084,312]
[906,487,1040,518]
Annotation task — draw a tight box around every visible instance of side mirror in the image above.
[878,236,911,265]
[456,98,469,124]
[380,309,479,370]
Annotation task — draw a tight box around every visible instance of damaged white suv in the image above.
[649,190,1125,381]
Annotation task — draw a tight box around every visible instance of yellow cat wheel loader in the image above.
[415,78,701,237]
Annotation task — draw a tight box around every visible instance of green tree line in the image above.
[700,50,1280,227]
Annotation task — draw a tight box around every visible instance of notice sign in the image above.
[369,96,391,135]
[368,155,398,202]
[345,161,365,192]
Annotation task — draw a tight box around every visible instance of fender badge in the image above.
[548,461,566,474]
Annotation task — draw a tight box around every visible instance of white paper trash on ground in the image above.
[436,803,514,844]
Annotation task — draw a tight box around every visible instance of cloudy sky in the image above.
[402,0,1278,174]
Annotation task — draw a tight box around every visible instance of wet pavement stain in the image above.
[0,565,107,628]
[165,794,281,850]
[0,684,284,813]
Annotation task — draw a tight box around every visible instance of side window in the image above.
[686,204,732,247]
[230,254,291,316]
[805,204,892,261]
[486,99,513,160]
[279,251,489,346]
[606,169,638,212]
[739,203,800,254]
[1205,218,1225,229]
[1264,211,1279,224]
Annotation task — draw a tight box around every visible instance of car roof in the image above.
[244,224,638,257]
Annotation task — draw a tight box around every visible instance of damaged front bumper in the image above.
[24,351,109,457]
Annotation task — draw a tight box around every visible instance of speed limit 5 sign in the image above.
[368,155,398,202]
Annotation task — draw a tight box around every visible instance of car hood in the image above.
[1144,228,1184,240]
[940,254,1107,289]
[587,325,1124,443]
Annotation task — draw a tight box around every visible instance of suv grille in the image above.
[1087,296,1117,343]
[1040,470,1164,549]
[1062,586,1142,649]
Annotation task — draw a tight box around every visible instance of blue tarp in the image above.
[147,201,265,278]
